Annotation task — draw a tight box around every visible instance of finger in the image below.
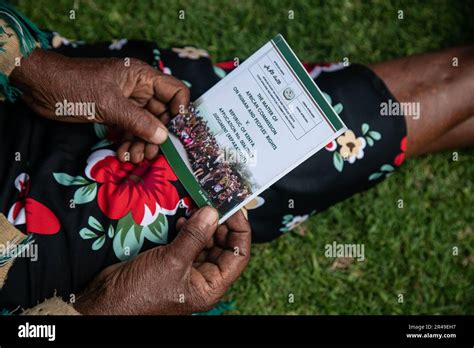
[192,248,211,267]
[195,262,222,287]
[205,235,215,249]
[144,143,160,161]
[159,111,171,125]
[213,209,248,249]
[207,245,225,263]
[176,217,187,232]
[129,140,146,163]
[146,98,167,116]
[153,74,190,116]
[195,249,209,263]
[214,225,228,248]
[117,141,132,162]
[213,211,251,285]
[112,97,168,144]
[169,206,218,264]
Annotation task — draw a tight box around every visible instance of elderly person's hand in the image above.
[10,48,190,162]
[73,207,251,315]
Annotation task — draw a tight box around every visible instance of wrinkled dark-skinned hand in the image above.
[73,207,251,315]
[10,48,190,162]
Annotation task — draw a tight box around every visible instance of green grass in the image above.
[14,0,474,314]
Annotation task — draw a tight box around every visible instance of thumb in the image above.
[111,97,168,144]
[169,206,219,263]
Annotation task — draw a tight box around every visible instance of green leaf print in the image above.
[361,123,369,135]
[53,173,89,186]
[333,103,343,114]
[213,65,227,79]
[79,228,97,239]
[333,151,344,172]
[94,123,107,138]
[368,130,381,140]
[113,213,144,261]
[381,164,395,172]
[322,92,332,104]
[88,216,104,232]
[369,172,384,181]
[74,183,97,204]
[92,235,106,250]
[108,224,115,238]
[91,138,113,150]
[143,213,168,244]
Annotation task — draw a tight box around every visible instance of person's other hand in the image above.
[10,49,190,150]
[73,207,251,315]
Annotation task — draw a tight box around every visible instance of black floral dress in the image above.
[0,34,406,310]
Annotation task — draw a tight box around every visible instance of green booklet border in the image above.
[271,34,345,131]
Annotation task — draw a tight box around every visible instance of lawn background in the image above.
[14,0,473,314]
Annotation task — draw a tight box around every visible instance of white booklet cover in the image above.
[161,34,347,223]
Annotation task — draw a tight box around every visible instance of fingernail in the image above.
[151,127,168,144]
[195,206,218,226]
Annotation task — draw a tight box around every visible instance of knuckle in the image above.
[176,79,191,96]
[163,74,190,93]
[182,85,191,99]
[129,58,154,78]
[182,224,208,249]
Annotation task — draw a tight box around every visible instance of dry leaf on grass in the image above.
[330,257,354,270]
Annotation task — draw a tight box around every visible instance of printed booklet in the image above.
[161,34,347,223]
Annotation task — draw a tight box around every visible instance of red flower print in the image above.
[394,153,405,166]
[325,139,337,152]
[303,62,346,79]
[85,150,182,225]
[215,60,237,71]
[179,196,194,216]
[7,173,60,235]
[400,136,407,152]
[394,136,408,167]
